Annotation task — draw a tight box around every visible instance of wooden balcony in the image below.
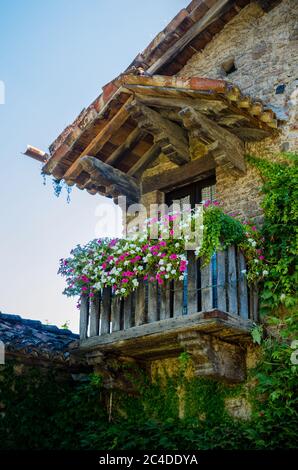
[79,246,258,383]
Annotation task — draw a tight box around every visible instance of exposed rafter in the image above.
[63,97,133,183]
[126,100,190,165]
[127,144,161,178]
[80,156,140,204]
[105,127,146,166]
[179,107,246,173]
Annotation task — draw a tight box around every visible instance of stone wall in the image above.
[175,0,297,220]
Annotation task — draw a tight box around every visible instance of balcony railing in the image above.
[79,246,258,343]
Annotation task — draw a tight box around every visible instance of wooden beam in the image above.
[179,107,246,172]
[105,127,146,166]
[142,154,215,194]
[126,100,190,165]
[80,155,140,204]
[147,0,230,74]
[135,93,228,115]
[63,97,132,182]
[127,144,161,178]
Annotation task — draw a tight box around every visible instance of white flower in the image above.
[160,266,165,271]
[175,243,180,248]
[124,260,130,266]
[132,279,139,287]
[166,264,172,272]
[241,269,247,274]
[115,289,120,295]
[171,269,176,274]
[138,266,144,271]
[165,274,169,279]
[147,253,152,258]
[179,275,184,281]
[254,259,259,264]
[280,293,286,301]
[121,288,126,294]
[262,270,269,276]
[159,259,164,265]
[111,278,116,283]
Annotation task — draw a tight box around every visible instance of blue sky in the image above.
[0,0,186,331]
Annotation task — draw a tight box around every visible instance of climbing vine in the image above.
[247,152,298,314]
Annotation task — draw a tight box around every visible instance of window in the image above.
[165,177,216,208]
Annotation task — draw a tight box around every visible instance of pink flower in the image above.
[212,200,220,206]
[170,254,177,260]
[118,255,125,261]
[159,240,167,247]
[169,214,178,221]
[143,275,148,281]
[169,229,174,236]
[157,278,164,285]
[259,255,265,260]
[150,245,159,253]
[179,260,187,272]
[203,199,211,207]
[122,278,129,284]
[251,226,257,231]
[107,255,114,262]
[102,262,107,269]
[141,244,149,251]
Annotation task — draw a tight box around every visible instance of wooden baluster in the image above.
[201,258,213,311]
[238,250,249,319]
[228,246,238,315]
[135,279,146,326]
[89,292,100,336]
[101,287,111,334]
[217,250,227,312]
[79,293,89,340]
[187,251,197,315]
[123,294,133,329]
[111,294,121,332]
[160,282,171,319]
[148,281,158,323]
[173,279,184,317]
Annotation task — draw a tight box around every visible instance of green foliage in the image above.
[1,351,297,450]
[251,324,263,345]
[199,205,245,263]
[247,152,298,314]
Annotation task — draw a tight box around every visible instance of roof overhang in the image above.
[36,74,278,203]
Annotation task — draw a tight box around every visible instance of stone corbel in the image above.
[178,331,246,383]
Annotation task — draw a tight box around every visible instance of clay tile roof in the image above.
[0,312,80,364]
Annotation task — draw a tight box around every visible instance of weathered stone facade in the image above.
[176,0,297,219]
[141,0,297,221]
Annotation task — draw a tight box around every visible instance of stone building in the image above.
[23,0,297,410]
